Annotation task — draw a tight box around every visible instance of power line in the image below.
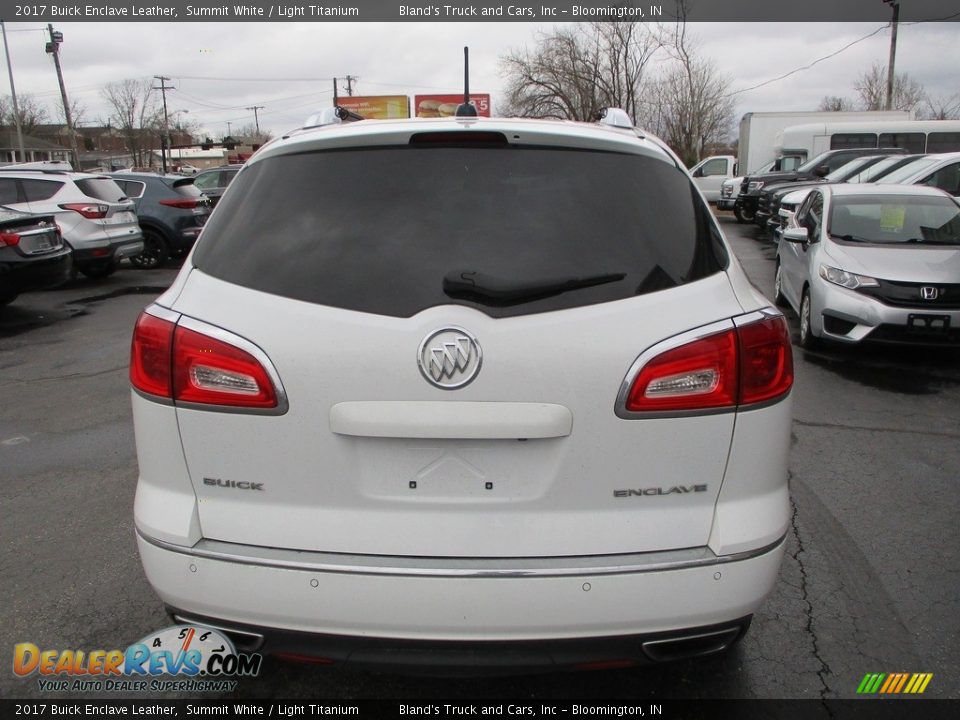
[725,24,891,98]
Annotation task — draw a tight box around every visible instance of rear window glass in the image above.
[75,178,126,202]
[170,179,203,197]
[193,146,727,318]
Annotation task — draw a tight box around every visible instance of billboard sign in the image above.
[414,94,491,118]
[337,95,410,119]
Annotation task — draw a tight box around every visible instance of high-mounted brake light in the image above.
[59,203,109,219]
[623,313,793,414]
[130,310,283,412]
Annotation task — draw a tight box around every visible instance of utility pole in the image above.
[884,0,900,111]
[246,105,264,135]
[153,75,174,173]
[342,75,358,96]
[226,121,232,136]
[45,25,80,169]
[1,21,25,163]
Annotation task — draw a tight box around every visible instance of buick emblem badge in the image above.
[418,327,482,389]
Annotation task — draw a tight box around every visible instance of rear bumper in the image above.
[72,234,143,264]
[136,529,784,667]
[0,249,72,292]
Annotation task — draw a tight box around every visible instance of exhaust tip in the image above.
[171,614,265,653]
[641,626,743,663]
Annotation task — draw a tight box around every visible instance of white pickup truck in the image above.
[689,155,736,203]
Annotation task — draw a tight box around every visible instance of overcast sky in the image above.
[1,21,958,138]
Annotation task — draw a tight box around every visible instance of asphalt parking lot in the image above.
[2,217,958,701]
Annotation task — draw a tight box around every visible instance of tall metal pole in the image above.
[153,75,173,173]
[1,21,25,163]
[46,25,80,169]
[885,0,900,111]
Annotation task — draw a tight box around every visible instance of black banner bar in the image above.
[3,699,960,719]
[2,0,959,23]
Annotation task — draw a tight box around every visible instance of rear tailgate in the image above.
[168,134,745,559]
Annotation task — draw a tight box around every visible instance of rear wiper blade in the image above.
[443,270,626,305]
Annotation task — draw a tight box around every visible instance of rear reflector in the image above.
[130,310,281,411]
[625,314,792,413]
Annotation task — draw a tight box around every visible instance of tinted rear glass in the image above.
[193,146,726,318]
[170,178,203,198]
[75,178,126,202]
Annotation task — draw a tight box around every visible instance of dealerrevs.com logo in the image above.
[13,625,262,693]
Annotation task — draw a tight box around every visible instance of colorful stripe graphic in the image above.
[857,672,933,694]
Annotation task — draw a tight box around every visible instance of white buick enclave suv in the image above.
[130,107,793,671]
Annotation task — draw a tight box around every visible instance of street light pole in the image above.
[0,21,25,163]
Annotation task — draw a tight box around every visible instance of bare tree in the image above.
[228,122,274,145]
[499,22,660,123]
[0,93,50,135]
[854,62,926,114]
[923,92,960,120]
[100,79,162,167]
[818,95,855,112]
[55,96,87,128]
[652,1,735,165]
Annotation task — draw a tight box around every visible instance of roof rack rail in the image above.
[0,167,71,175]
[302,106,365,130]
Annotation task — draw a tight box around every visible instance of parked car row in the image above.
[0,164,242,307]
[763,153,960,348]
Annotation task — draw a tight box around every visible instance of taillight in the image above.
[172,325,278,408]
[130,310,282,412]
[0,231,21,247]
[159,198,199,209]
[59,203,109,219]
[736,316,793,404]
[623,313,793,414]
[130,312,175,398]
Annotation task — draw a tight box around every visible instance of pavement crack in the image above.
[790,485,834,711]
[794,418,960,441]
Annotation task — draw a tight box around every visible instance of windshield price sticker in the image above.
[880,205,906,232]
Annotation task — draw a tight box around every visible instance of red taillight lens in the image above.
[59,203,109,219]
[738,316,793,404]
[130,312,175,398]
[172,326,278,409]
[625,314,793,413]
[159,198,199,209]
[626,329,739,412]
[130,311,279,410]
[0,231,20,247]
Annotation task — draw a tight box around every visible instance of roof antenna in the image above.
[455,47,478,118]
